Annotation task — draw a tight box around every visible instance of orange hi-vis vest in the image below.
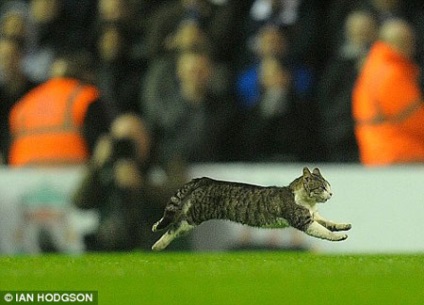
[353,41,424,166]
[9,78,99,166]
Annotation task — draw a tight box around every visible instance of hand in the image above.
[91,135,113,168]
[114,159,143,189]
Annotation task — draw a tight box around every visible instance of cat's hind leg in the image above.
[152,210,175,232]
[152,197,183,232]
[152,186,196,232]
[151,221,195,251]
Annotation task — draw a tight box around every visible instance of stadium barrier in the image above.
[0,164,423,254]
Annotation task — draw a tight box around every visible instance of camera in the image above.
[111,138,137,160]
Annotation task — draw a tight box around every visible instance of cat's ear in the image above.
[312,168,321,176]
[303,167,311,177]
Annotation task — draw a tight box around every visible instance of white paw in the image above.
[341,224,352,231]
[151,219,163,232]
[151,222,159,232]
[333,223,352,232]
[151,245,160,251]
[151,240,165,251]
[335,234,348,241]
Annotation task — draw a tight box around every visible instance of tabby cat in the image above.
[151,167,351,251]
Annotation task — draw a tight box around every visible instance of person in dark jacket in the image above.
[0,36,38,164]
[73,114,189,251]
[317,11,378,162]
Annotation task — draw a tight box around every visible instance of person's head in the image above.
[29,0,62,24]
[0,2,28,40]
[177,48,212,88]
[259,56,291,90]
[110,114,151,164]
[176,47,213,103]
[344,11,379,48]
[379,18,416,59]
[0,36,24,81]
[97,23,130,63]
[166,19,211,52]
[98,0,131,22]
[255,23,289,58]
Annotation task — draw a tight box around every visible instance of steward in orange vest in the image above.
[352,20,424,166]
[8,53,110,167]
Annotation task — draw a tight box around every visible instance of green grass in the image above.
[1,252,423,305]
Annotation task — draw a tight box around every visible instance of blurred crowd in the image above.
[1,0,424,252]
[1,0,424,166]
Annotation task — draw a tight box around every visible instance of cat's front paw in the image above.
[334,234,348,241]
[337,223,352,231]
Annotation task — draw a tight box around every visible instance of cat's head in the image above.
[301,167,332,203]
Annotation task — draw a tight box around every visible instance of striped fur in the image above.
[151,167,351,251]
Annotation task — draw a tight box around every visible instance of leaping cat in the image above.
[152,167,351,251]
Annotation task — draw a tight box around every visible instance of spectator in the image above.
[73,114,189,251]
[23,0,82,82]
[8,51,110,167]
[96,0,139,27]
[236,23,313,110]
[317,11,378,162]
[93,0,172,67]
[236,56,309,162]
[0,36,38,164]
[326,0,422,57]
[142,18,232,115]
[142,47,237,165]
[353,19,424,166]
[94,22,144,117]
[144,0,249,64]
[0,1,28,40]
[246,0,321,68]
[92,0,141,48]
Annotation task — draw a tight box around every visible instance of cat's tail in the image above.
[152,178,209,232]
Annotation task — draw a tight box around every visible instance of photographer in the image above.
[73,114,188,251]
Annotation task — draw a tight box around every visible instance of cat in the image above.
[151,167,351,251]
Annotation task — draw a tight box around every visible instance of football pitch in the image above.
[1,252,423,305]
